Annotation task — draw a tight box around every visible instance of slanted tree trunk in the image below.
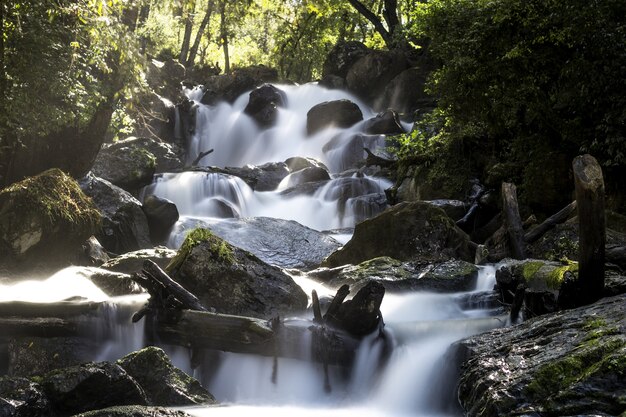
[179,0,196,64]
[573,154,605,305]
[219,0,230,74]
[502,182,526,260]
[524,201,577,244]
[186,0,215,67]
[346,0,393,48]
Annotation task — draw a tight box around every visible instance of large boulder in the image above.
[323,201,473,267]
[91,139,157,192]
[142,195,179,244]
[457,293,626,417]
[74,406,194,417]
[306,100,363,136]
[362,110,405,135]
[102,247,177,275]
[346,50,409,103]
[146,59,186,101]
[279,166,331,189]
[79,174,152,254]
[377,67,434,114]
[167,229,308,318]
[117,347,215,406]
[322,41,369,79]
[201,65,279,105]
[0,169,100,273]
[0,376,51,417]
[218,162,289,191]
[39,362,148,415]
[243,84,287,128]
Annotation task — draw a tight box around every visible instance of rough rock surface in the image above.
[218,162,289,192]
[102,247,177,274]
[322,41,369,79]
[117,347,215,406]
[346,50,409,103]
[200,65,278,105]
[168,229,308,319]
[243,84,287,128]
[323,201,473,267]
[80,174,152,254]
[0,376,51,417]
[362,110,405,135]
[0,169,100,273]
[306,100,363,135]
[142,195,179,244]
[457,294,626,417]
[91,139,157,192]
[74,406,194,417]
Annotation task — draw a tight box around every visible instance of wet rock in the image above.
[306,100,363,136]
[457,293,626,417]
[168,229,307,319]
[72,267,142,296]
[170,218,341,271]
[279,166,330,189]
[79,236,110,267]
[323,201,473,267]
[326,281,386,337]
[377,67,434,114]
[346,50,409,103]
[73,406,194,417]
[318,75,346,90]
[313,257,478,293]
[243,84,287,128]
[40,362,147,415]
[348,193,389,224]
[362,110,405,135]
[219,162,289,191]
[322,41,369,79]
[91,139,157,192]
[142,195,179,244]
[284,156,329,173]
[201,65,278,105]
[0,169,100,273]
[117,347,215,406]
[322,133,385,171]
[0,376,51,417]
[102,247,177,275]
[79,174,152,255]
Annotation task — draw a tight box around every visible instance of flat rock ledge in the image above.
[456,293,626,417]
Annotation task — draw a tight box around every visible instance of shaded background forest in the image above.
[0,0,624,214]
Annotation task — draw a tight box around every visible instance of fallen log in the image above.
[0,317,90,338]
[524,201,577,244]
[0,301,101,318]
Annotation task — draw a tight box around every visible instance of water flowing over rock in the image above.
[141,195,179,244]
[323,201,473,267]
[457,293,626,417]
[218,162,290,191]
[61,266,142,297]
[243,84,287,128]
[117,347,216,406]
[168,229,307,318]
[0,169,100,273]
[306,100,364,135]
[80,174,152,254]
[322,133,385,171]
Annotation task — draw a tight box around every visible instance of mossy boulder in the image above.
[168,229,307,319]
[74,405,195,417]
[323,201,473,268]
[117,347,215,406]
[0,376,51,417]
[0,169,100,273]
[457,293,626,417]
[39,361,148,415]
[92,139,157,193]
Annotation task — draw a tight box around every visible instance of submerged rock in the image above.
[0,376,51,417]
[323,201,473,267]
[306,100,363,135]
[0,169,100,273]
[457,293,626,417]
[168,228,307,319]
[117,347,215,406]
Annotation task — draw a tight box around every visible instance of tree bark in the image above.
[179,0,196,64]
[502,182,526,260]
[186,0,215,67]
[573,154,605,305]
[524,201,577,244]
[219,1,230,74]
[345,0,392,48]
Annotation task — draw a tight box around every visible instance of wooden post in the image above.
[572,154,605,305]
[501,182,526,260]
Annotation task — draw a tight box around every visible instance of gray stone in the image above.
[0,376,51,417]
[243,84,287,128]
[73,406,194,417]
[92,139,157,192]
[142,195,179,244]
[306,100,363,136]
[102,247,177,275]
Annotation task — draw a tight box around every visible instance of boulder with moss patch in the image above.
[167,228,307,319]
[457,293,626,417]
[117,347,215,406]
[92,139,158,193]
[0,169,100,273]
[323,201,473,268]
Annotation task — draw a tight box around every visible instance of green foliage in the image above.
[166,228,234,274]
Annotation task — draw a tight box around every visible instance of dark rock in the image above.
[306,100,363,136]
[117,347,215,406]
[102,247,177,275]
[279,166,330,189]
[170,217,341,271]
[92,139,157,192]
[348,193,389,225]
[243,84,287,128]
[284,156,329,173]
[80,174,152,255]
[346,50,409,103]
[424,200,469,221]
[326,281,385,337]
[323,201,473,267]
[322,41,369,79]
[168,229,308,319]
[0,376,51,417]
[219,162,289,191]
[79,236,110,267]
[0,169,100,273]
[322,133,385,172]
[73,405,194,417]
[40,362,147,415]
[75,267,143,296]
[201,65,278,105]
[457,294,626,417]
[142,195,179,244]
[377,67,434,114]
[362,110,405,135]
[146,59,185,101]
[133,93,178,144]
[318,75,346,90]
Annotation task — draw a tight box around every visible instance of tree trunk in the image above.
[502,182,526,260]
[346,0,392,48]
[219,1,230,74]
[573,154,605,305]
[179,0,196,64]
[524,201,577,244]
[186,0,215,67]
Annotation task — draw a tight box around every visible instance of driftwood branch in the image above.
[191,148,214,167]
[524,201,577,244]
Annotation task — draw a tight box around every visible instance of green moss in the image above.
[131,148,157,170]
[166,228,234,273]
[0,168,100,231]
[546,261,578,290]
[522,261,545,281]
